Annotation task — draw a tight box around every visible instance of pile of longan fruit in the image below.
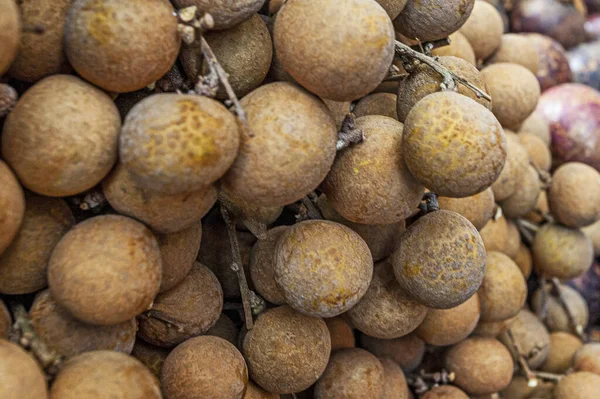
[1,0,600,398]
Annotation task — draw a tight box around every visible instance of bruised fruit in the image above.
[488,33,539,74]
[459,0,504,60]
[531,284,590,333]
[491,132,530,201]
[172,0,264,30]
[156,223,202,292]
[528,33,573,92]
[479,213,509,253]
[500,309,550,369]
[0,300,10,339]
[325,317,355,352]
[0,339,48,399]
[360,333,426,372]
[540,332,583,373]
[379,358,410,399]
[432,32,476,66]
[0,0,20,75]
[131,340,170,378]
[353,93,399,120]
[0,161,25,255]
[250,226,288,305]
[554,371,600,399]
[438,188,495,231]
[420,386,469,399]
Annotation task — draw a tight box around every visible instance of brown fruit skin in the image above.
[1,75,120,197]
[582,220,600,257]
[0,339,48,399]
[51,351,161,399]
[459,0,504,60]
[488,33,539,74]
[322,99,351,129]
[432,32,476,66]
[540,332,583,373]
[103,163,217,234]
[353,93,399,120]
[360,333,425,372]
[415,293,480,346]
[472,316,516,338]
[420,385,469,399]
[323,115,424,224]
[375,0,408,19]
[156,223,202,292]
[394,0,475,42]
[531,284,589,333]
[554,371,600,399]
[519,111,551,146]
[315,348,384,399]
[525,189,549,224]
[501,376,553,399]
[478,251,527,322]
[222,82,337,207]
[275,220,373,318]
[0,194,74,295]
[29,290,136,358]
[48,215,163,326]
[549,162,600,228]
[481,63,541,130]
[438,188,495,231]
[65,0,180,93]
[0,300,10,339]
[172,0,263,30]
[243,306,331,394]
[380,358,410,399]
[205,314,239,346]
[514,243,533,278]
[519,132,552,171]
[491,132,531,201]
[391,210,486,309]
[403,91,507,198]
[500,165,542,219]
[479,214,509,253]
[396,56,491,123]
[573,343,600,375]
[131,339,170,378]
[274,0,395,101]
[138,262,223,347]
[120,94,239,195]
[532,223,593,279]
[0,160,25,255]
[249,226,288,305]
[245,382,280,399]
[0,0,20,75]
[500,309,550,369]
[505,220,521,259]
[8,0,72,82]
[324,317,355,352]
[347,261,428,339]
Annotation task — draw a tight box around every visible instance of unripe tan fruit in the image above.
[540,332,583,373]
[531,284,590,333]
[420,385,469,399]
[172,0,264,30]
[573,343,600,375]
[432,32,476,66]
[519,112,551,146]
[438,188,495,231]
[0,339,48,399]
[354,93,399,120]
[488,33,539,74]
[131,339,170,378]
[479,213,509,253]
[360,333,426,372]
[500,309,550,369]
[459,0,504,60]
[0,160,24,256]
[491,131,530,201]
[156,223,202,292]
[519,133,552,171]
[505,220,521,259]
[554,372,600,399]
[250,226,288,305]
[500,165,542,219]
[0,0,20,75]
[380,358,410,399]
[325,317,355,352]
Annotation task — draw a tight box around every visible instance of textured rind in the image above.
[573,343,600,374]
[432,32,476,66]
[403,91,507,198]
[500,165,542,219]
[478,214,509,253]
[478,251,527,322]
[375,0,408,19]
[64,0,180,92]
[0,160,25,255]
[491,132,530,201]
[379,358,410,399]
[532,222,594,279]
[29,290,136,358]
[346,261,427,339]
[323,115,424,224]
[138,262,223,347]
[394,0,475,42]
[249,226,288,305]
[274,0,395,101]
[50,351,161,398]
[0,340,48,399]
[171,0,264,30]
[519,111,551,145]
[396,56,491,123]
[243,306,331,394]
[156,223,202,292]
[499,309,550,369]
[459,0,504,60]
[1,75,121,197]
[488,33,539,74]
[8,0,72,82]
[444,338,513,396]
[519,133,552,171]
[245,381,280,399]
[360,333,425,372]
[527,33,573,92]
[102,163,217,234]
[438,188,495,231]
[131,340,170,378]
[0,300,11,339]
[391,210,486,309]
[531,284,590,332]
[275,220,373,317]
[353,93,399,120]
[324,317,355,352]
[549,163,600,228]
[541,332,583,373]
[504,221,521,259]
[221,82,338,207]
[554,372,600,399]
[421,385,469,399]
[314,348,385,399]
[0,194,74,295]
[48,215,163,326]
[0,0,20,75]
[120,94,239,195]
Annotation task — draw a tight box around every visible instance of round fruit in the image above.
[275,220,373,317]
[573,343,600,374]
[360,333,425,372]
[391,210,486,309]
[488,33,539,74]
[375,0,408,19]
[0,339,48,399]
[138,262,223,347]
[322,99,351,129]
[500,165,542,219]
[380,358,410,399]
[156,223,202,292]
[325,317,355,352]
[525,190,550,224]
[221,82,337,207]
[582,220,600,257]
[540,332,583,373]
[438,188,495,231]
[504,221,521,259]
[514,243,533,278]
[0,0,20,75]
[519,133,552,171]
[314,348,384,399]
[243,306,330,394]
[131,340,170,378]
[402,91,507,198]
[249,226,288,305]
[120,93,239,195]
[459,0,504,60]
[500,309,550,369]
[353,93,399,120]
[491,131,530,201]
[519,111,551,146]
[432,32,476,65]
[0,160,25,256]
[554,371,600,399]
[205,314,239,346]
[479,213,509,253]
[322,115,424,224]
[0,300,10,339]
[1,75,120,197]
[172,0,263,30]
[421,386,469,399]
[531,283,590,333]
[472,316,516,338]
[48,215,162,326]
[65,0,180,92]
[528,33,573,92]
[274,0,395,101]
[245,381,280,399]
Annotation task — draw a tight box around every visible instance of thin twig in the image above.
[551,278,585,339]
[409,38,451,54]
[300,195,322,220]
[336,113,364,151]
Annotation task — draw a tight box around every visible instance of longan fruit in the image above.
[347,261,428,339]
[51,350,160,398]
[2,75,120,197]
[514,243,533,278]
[314,348,384,399]
[131,339,170,378]
[573,343,600,375]
[322,115,424,224]
[519,112,551,146]
[325,317,355,352]
[156,223,202,292]
[65,0,180,92]
[8,0,72,82]
[548,162,600,228]
[360,333,426,372]
[396,56,491,123]
[432,32,476,66]
[403,91,507,198]
[322,99,351,129]
[0,339,48,399]
[0,194,74,295]
[582,220,600,257]
[221,82,337,207]
[173,0,263,30]
[0,300,10,339]
[554,372,600,399]
[243,306,330,394]
[275,220,373,317]
[501,376,553,399]
[532,223,594,280]
[380,358,410,399]
[245,381,280,399]
[519,133,552,171]
[459,0,504,60]
[438,188,495,231]
[420,385,469,399]
[488,34,539,74]
[491,131,530,201]
[394,0,475,42]
[472,316,516,338]
[0,0,20,75]
[223,191,283,232]
[274,0,395,101]
[206,313,239,346]
[478,251,527,322]
[504,220,521,258]
[103,163,217,234]
[249,226,288,305]
[481,63,541,130]
[479,213,509,253]
[0,160,25,255]
[540,332,583,373]
[531,284,590,333]
[120,94,239,195]
[48,215,162,326]
[416,293,480,346]
[500,309,550,369]
[353,93,399,120]
[391,210,486,309]
[501,165,542,219]
[524,190,549,224]
[445,337,513,395]
[376,0,408,19]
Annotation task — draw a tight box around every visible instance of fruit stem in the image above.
[300,193,323,220]
[418,192,440,214]
[336,113,364,151]
[0,83,18,118]
[407,369,455,395]
[550,278,586,340]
